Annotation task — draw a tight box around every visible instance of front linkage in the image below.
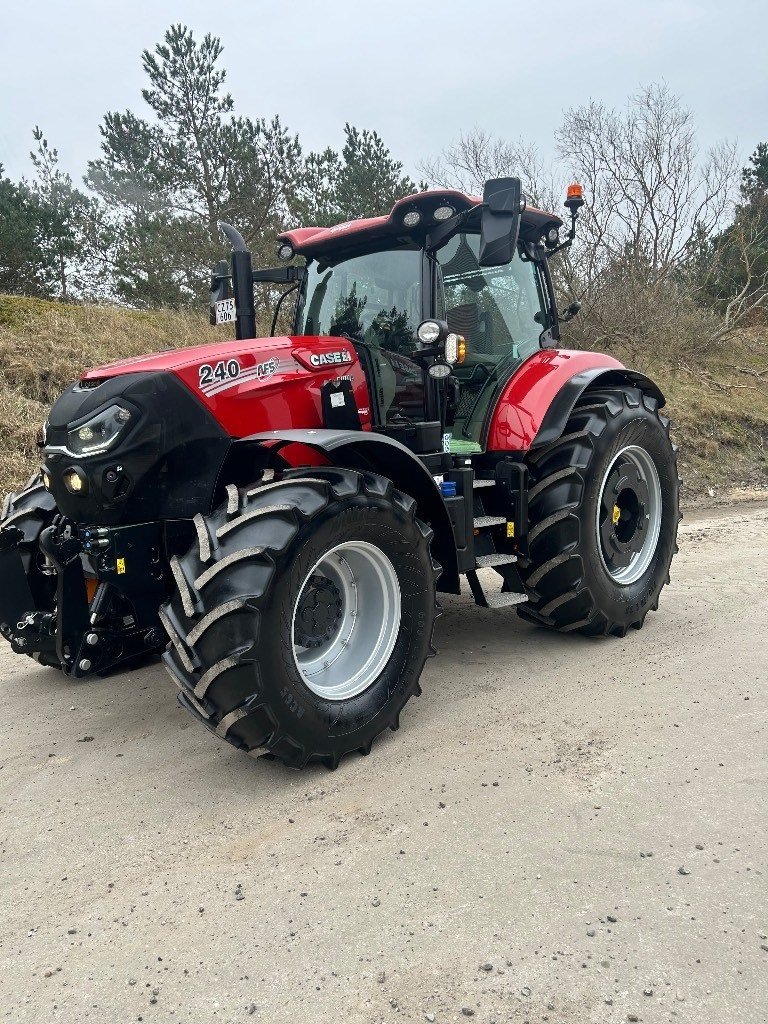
[0,517,167,676]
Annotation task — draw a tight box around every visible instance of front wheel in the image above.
[160,469,439,768]
[518,388,681,636]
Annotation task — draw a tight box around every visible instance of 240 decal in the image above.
[199,360,241,388]
[197,356,280,396]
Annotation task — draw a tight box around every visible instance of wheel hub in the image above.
[291,541,402,702]
[596,446,662,585]
[294,574,343,648]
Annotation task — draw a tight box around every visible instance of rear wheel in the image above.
[518,388,680,636]
[160,468,439,768]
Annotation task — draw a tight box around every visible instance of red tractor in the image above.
[0,179,679,768]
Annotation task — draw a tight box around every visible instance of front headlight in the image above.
[66,404,133,457]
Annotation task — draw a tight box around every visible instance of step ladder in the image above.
[467,509,528,609]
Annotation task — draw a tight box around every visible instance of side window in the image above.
[437,233,546,363]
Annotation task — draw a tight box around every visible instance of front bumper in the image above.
[0,518,167,676]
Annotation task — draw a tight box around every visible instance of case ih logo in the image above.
[309,350,353,368]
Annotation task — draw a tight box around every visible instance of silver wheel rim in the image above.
[292,541,401,700]
[596,445,662,585]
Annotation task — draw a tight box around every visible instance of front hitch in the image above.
[39,516,91,672]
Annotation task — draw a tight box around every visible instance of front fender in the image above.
[485,350,665,451]
[230,429,461,594]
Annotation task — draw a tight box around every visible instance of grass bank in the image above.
[1,294,766,504]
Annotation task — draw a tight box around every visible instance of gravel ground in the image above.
[0,505,766,1024]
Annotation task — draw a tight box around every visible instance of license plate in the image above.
[214,298,236,325]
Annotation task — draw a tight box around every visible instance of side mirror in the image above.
[478,177,523,267]
[559,300,582,323]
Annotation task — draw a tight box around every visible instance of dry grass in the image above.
[0,295,227,405]
[0,293,766,501]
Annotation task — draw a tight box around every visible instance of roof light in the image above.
[565,182,585,212]
[433,205,455,222]
[278,242,294,261]
[547,226,559,244]
[403,210,422,228]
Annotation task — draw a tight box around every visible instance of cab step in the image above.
[473,515,506,528]
[472,478,495,488]
[479,590,529,609]
[475,552,518,568]
[465,568,528,610]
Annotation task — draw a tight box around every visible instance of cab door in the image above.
[435,232,551,451]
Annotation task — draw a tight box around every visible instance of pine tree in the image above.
[87,24,301,306]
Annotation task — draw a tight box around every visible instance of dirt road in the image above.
[1,506,766,1024]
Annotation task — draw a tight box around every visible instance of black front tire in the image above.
[518,388,681,637]
[160,468,439,769]
[1,473,58,618]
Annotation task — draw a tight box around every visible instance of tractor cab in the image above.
[212,179,573,457]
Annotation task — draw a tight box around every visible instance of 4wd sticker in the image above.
[198,357,279,397]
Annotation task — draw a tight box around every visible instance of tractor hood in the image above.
[77,334,372,440]
[80,335,299,380]
[40,334,372,525]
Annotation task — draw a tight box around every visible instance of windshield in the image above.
[297,248,422,353]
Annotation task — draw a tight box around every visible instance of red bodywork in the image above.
[82,336,373,439]
[486,349,624,450]
[83,339,625,455]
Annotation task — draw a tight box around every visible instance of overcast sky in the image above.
[1,0,766,186]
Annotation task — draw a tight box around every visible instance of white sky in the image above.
[1,0,766,185]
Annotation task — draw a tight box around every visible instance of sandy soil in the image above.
[0,507,766,1024]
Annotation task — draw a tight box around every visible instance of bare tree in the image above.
[418,128,555,207]
[557,84,738,293]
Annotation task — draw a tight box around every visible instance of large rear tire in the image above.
[518,388,680,636]
[160,468,439,769]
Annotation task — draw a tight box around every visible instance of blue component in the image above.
[440,481,457,498]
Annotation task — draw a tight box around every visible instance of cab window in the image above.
[298,248,421,354]
[437,233,546,363]
[436,233,548,452]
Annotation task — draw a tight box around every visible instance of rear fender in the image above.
[227,429,460,593]
[531,366,665,448]
[485,350,665,451]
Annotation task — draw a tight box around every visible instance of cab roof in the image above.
[278,188,563,262]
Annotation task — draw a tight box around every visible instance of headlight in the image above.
[66,405,132,457]
[417,320,442,345]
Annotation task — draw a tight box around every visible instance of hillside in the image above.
[1,294,766,505]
